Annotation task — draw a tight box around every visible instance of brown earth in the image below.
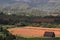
[7,26,60,37]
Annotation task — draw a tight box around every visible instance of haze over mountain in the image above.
[0,0,60,11]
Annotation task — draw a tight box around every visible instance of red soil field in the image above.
[7,26,60,37]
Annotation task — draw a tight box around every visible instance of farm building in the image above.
[44,32,55,37]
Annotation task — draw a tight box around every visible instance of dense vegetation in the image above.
[0,12,60,28]
[0,25,16,40]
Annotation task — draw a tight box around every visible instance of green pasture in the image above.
[14,35,60,40]
[16,36,60,40]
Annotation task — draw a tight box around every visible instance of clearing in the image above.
[7,26,60,37]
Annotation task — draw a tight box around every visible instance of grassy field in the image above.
[15,34,60,40]
[16,36,60,40]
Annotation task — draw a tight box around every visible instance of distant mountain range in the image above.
[0,0,60,12]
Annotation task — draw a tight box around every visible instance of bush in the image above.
[31,23,41,27]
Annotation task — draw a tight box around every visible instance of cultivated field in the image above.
[7,26,60,37]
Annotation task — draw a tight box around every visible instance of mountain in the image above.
[0,0,60,12]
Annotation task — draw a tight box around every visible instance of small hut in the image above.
[44,32,55,37]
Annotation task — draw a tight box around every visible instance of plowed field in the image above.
[7,26,60,37]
